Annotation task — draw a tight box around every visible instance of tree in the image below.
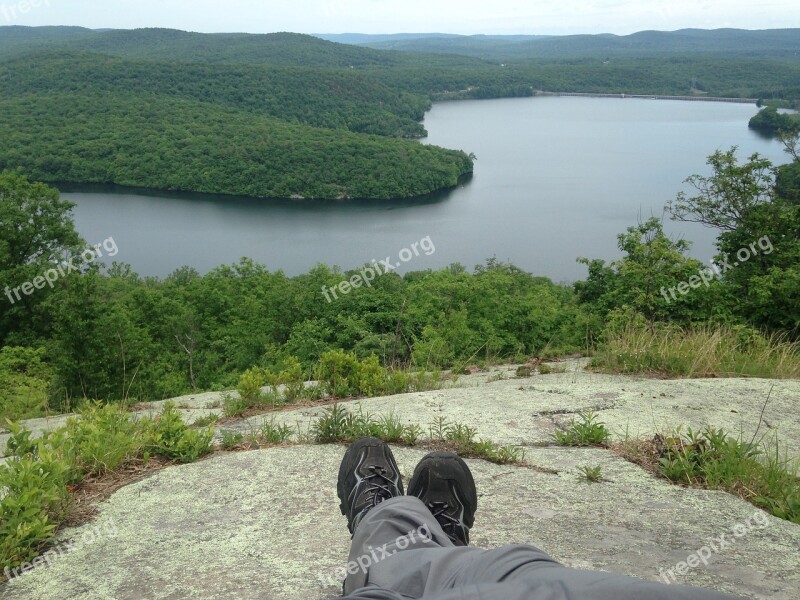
[0,171,83,344]
[776,131,800,203]
[666,148,775,231]
[576,219,716,326]
[670,142,800,335]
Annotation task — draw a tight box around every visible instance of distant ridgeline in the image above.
[0,27,799,199]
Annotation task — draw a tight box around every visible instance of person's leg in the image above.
[343,496,737,600]
[337,440,479,596]
[338,442,738,599]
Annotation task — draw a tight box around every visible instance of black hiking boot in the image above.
[337,437,404,535]
[407,451,477,546]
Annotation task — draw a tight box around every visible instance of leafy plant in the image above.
[578,465,604,483]
[220,430,244,450]
[237,367,266,405]
[56,402,146,475]
[147,402,214,463]
[259,418,294,444]
[429,416,450,441]
[4,420,39,458]
[554,412,611,446]
[0,453,71,574]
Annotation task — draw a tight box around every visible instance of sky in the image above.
[1,0,798,35]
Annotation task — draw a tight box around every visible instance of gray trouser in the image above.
[342,496,739,600]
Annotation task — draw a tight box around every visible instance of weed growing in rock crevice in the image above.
[553,411,611,446]
[308,405,524,465]
[615,426,800,524]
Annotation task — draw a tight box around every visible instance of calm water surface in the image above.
[65,97,786,281]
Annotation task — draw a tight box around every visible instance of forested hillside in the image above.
[0,51,432,138]
[0,93,470,199]
[1,27,799,199]
[356,29,800,61]
[0,31,478,199]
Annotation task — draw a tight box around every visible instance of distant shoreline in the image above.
[534,91,757,104]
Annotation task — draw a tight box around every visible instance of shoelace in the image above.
[361,466,396,508]
[427,501,462,533]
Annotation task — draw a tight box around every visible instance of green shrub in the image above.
[237,367,266,405]
[276,356,306,402]
[317,350,362,398]
[554,412,611,446]
[147,402,214,463]
[55,403,145,476]
[0,347,55,422]
[357,355,390,397]
[3,420,39,458]
[0,452,72,573]
[0,401,213,578]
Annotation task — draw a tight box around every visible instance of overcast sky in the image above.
[2,0,798,35]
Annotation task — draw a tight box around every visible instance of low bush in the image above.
[147,402,214,463]
[0,402,212,578]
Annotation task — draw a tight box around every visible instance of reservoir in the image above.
[65,96,787,282]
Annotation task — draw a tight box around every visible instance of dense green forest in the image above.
[0,51,432,138]
[1,27,799,199]
[1,132,798,418]
[0,31,483,199]
[0,92,471,199]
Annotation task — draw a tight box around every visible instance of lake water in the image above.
[65,97,787,282]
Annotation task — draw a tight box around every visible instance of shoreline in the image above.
[54,172,473,204]
[533,91,757,104]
